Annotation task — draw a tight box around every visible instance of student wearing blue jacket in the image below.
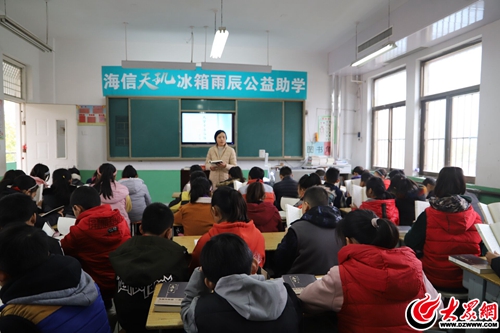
[0,224,110,333]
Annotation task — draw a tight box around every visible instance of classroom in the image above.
[1,0,500,332]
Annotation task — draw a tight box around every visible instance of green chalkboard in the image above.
[237,101,283,157]
[130,99,180,158]
[108,98,129,158]
[284,102,304,157]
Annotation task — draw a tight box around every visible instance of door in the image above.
[25,104,77,180]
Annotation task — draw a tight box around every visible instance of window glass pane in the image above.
[423,43,481,96]
[391,106,406,169]
[424,100,446,173]
[373,109,389,168]
[451,92,479,177]
[2,61,23,99]
[374,70,406,106]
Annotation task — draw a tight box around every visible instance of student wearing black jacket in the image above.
[486,252,500,277]
[273,167,298,210]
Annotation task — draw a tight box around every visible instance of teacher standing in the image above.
[205,130,237,188]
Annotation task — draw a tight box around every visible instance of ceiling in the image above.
[4,0,409,52]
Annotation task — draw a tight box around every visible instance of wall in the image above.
[1,31,329,200]
[344,19,500,189]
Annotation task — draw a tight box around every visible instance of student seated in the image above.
[273,166,299,210]
[0,224,110,333]
[61,186,131,309]
[351,166,365,180]
[174,177,214,235]
[69,167,85,186]
[422,177,436,199]
[183,164,204,192]
[170,170,208,213]
[357,177,399,225]
[274,187,342,276]
[374,168,391,189]
[322,167,346,209]
[42,168,75,217]
[299,210,441,333]
[118,165,152,224]
[245,182,283,233]
[388,168,405,180]
[239,167,275,204]
[217,166,246,188]
[294,173,322,208]
[30,163,50,186]
[0,193,63,255]
[110,203,189,333]
[315,169,326,182]
[359,170,373,187]
[181,233,302,333]
[0,169,25,196]
[392,176,426,226]
[404,167,481,291]
[190,186,265,269]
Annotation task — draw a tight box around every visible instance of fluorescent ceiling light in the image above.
[121,60,196,70]
[210,28,229,59]
[351,42,397,67]
[0,15,52,52]
[201,62,272,73]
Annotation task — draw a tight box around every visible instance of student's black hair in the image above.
[394,177,419,200]
[228,166,245,182]
[422,177,436,187]
[325,167,340,184]
[190,170,207,183]
[248,167,264,180]
[246,182,265,204]
[0,170,25,193]
[279,166,292,177]
[93,163,117,200]
[0,193,38,228]
[142,203,173,235]
[388,169,405,179]
[337,210,399,249]
[70,186,101,210]
[190,164,203,174]
[315,169,326,180]
[434,166,466,198]
[374,168,387,178]
[30,163,50,182]
[365,177,395,200]
[388,174,405,194]
[211,186,249,222]
[352,166,365,175]
[200,233,253,284]
[360,170,374,185]
[298,173,322,190]
[122,165,138,178]
[303,186,329,208]
[0,224,49,278]
[12,176,38,195]
[51,168,72,206]
[214,130,227,142]
[190,177,211,203]
[68,167,80,176]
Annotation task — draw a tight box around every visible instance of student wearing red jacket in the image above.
[404,167,481,290]
[245,182,284,233]
[357,177,399,225]
[299,210,441,333]
[61,186,131,308]
[190,186,265,270]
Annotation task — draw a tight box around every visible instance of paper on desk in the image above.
[194,239,198,246]
[285,204,302,228]
[42,222,54,237]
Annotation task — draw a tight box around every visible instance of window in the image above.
[420,42,481,179]
[372,69,406,170]
[3,58,24,100]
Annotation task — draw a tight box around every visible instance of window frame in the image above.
[2,55,27,103]
[371,68,406,170]
[419,41,482,183]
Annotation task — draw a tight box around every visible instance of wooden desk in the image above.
[174,232,285,254]
[339,207,351,214]
[172,192,181,198]
[146,284,183,330]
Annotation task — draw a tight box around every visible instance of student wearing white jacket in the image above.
[119,165,152,223]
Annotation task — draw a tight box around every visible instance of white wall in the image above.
[343,19,500,188]
[0,32,329,172]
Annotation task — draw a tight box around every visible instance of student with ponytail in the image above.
[42,168,74,216]
[190,186,265,270]
[357,177,399,225]
[174,177,214,235]
[93,163,131,226]
[300,210,441,332]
